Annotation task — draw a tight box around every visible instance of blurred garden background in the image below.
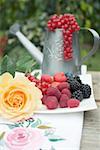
[0,0,100,73]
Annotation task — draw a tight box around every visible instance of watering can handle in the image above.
[80,28,100,66]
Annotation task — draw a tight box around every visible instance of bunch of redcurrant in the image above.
[47,14,80,60]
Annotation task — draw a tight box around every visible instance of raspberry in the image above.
[41,82,48,88]
[45,96,58,109]
[51,82,60,87]
[54,72,67,82]
[67,99,80,108]
[41,88,47,95]
[57,82,70,91]
[41,74,53,83]
[41,95,47,104]
[61,88,72,98]
[59,94,69,108]
[41,82,51,95]
[46,87,61,100]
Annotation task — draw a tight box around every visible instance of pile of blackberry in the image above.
[72,90,83,101]
[66,74,91,101]
[81,84,91,98]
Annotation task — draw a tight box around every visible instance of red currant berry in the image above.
[57,21,62,28]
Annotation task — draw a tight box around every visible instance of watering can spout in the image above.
[9,23,43,65]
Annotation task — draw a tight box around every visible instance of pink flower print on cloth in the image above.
[4,127,43,150]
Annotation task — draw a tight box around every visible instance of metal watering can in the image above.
[9,24,100,75]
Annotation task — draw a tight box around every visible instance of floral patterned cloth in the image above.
[4,127,44,150]
[0,112,83,150]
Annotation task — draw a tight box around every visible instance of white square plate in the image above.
[16,71,97,113]
[33,72,97,113]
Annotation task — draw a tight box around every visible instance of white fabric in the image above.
[34,112,84,150]
[0,112,84,150]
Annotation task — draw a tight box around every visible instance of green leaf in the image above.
[16,55,36,73]
[16,55,32,67]
[85,19,91,28]
[31,118,42,128]
[49,138,65,142]
[80,1,88,12]
[0,55,16,77]
[88,5,93,15]
[0,132,5,140]
[7,124,16,129]
[37,125,52,129]
[48,135,65,142]
[34,72,39,78]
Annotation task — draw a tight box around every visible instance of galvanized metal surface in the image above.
[42,29,99,75]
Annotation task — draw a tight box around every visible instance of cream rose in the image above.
[0,72,42,122]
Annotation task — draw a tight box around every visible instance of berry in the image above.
[61,88,71,98]
[35,80,41,89]
[57,21,62,28]
[41,95,47,104]
[74,75,82,84]
[69,79,81,92]
[54,72,67,82]
[51,82,60,87]
[67,99,80,108]
[46,87,61,100]
[41,82,51,94]
[41,74,53,83]
[27,74,41,87]
[72,90,83,101]
[50,14,58,20]
[81,84,91,98]
[57,82,70,91]
[41,88,47,95]
[27,75,36,82]
[46,96,58,109]
[47,23,52,29]
[47,14,80,61]
[41,82,49,88]
[65,72,73,78]
[59,94,69,108]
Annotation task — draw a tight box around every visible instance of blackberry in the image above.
[65,72,73,78]
[72,90,83,101]
[81,84,91,98]
[68,79,81,92]
[74,75,82,84]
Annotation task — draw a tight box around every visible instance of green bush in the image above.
[0,0,99,72]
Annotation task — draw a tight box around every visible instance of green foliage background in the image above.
[0,0,100,72]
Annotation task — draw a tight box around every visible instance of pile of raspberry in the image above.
[47,14,80,60]
[27,72,91,110]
